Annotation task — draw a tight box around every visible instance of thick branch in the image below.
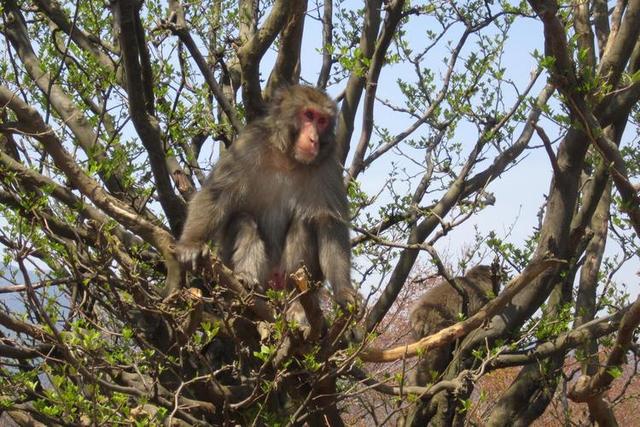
[583,112,640,237]
[569,293,640,401]
[489,310,625,369]
[0,149,145,251]
[0,85,181,290]
[237,0,291,119]
[572,0,596,71]
[265,0,308,94]
[529,0,640,239]
[597,0,640,86]
[316,0,334,89]
[3,1,126,196]
[347,0,405,178]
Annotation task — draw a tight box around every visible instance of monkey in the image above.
[405,264,501,426]
[175,84,359,318]
[410,264,499,384]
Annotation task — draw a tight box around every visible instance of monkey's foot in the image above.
[175,241,210,271]
[334,287,365,317]
[235,272,264,293]
[286,301,318,341]
[344,324,366,344]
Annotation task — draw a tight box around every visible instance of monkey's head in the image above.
[467,264,504,296]
[268,85,338,165]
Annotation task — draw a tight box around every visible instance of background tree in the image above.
[0,0,639,425]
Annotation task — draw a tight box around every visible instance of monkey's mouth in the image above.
[295,148,318,164]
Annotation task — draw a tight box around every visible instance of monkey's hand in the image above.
[333,287,366,344]
[334,286,364,317]
[175,240,210,271]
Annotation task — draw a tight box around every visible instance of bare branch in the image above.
[114,0,187,234]
[336,0,383,162]
[33,0,118,73]
[166,0,243,133]
[535,125,560,177]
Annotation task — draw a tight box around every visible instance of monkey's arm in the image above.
[317,216,359,310]
[176,187,227,269]
[176,159,241,269]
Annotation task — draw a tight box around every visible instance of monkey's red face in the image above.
[294,108,330,164]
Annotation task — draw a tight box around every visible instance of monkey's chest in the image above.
[248,176,302,256]
[258,203,293,239]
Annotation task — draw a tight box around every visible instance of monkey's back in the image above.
[409,267,495,387]
[410,266,494,339]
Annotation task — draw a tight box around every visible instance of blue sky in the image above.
[292,4,639,294]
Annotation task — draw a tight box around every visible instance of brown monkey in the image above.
[176,85,358,312]
[410,265,499,384]
[405,264,500,427]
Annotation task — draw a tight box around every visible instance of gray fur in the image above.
[176,85,357,309]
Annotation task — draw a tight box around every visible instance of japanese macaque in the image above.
[410,265,500,385]
[403,265,501,427]
[176,85,358,316]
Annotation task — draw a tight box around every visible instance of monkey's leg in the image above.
[306,376,346,427]
[280,221,346,425]
[281,220,325,340]
[221,213,270,291]
[281,219,321,277]
[413,346,452,387]
[405,363,441,427]
[316,217,360,312]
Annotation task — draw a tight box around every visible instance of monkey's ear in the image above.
[269,84,295,103]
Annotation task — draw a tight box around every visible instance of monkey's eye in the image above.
[303,109,315,120]
[317,116,328,127]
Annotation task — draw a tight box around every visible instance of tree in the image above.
[0,0,639,425]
